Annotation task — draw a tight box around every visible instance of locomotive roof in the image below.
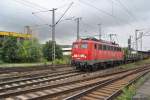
[76,38,119,46]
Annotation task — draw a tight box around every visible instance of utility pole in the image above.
[135,30,138,51]
[75,18,81,40]
[50,8,57,66]
[98,24,101,40]
[32,3,73,68]
[140,32,143,51]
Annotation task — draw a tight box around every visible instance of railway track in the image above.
[0,64,69,74]
[2,65,150,100]
[65,66,150,100]
[0,64,123,84]
[0,70,80,93]
[0,65,73,82]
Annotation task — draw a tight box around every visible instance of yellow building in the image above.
[0,31,32,46]
[0,31,31,39]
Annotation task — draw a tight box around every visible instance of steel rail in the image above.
[64,67,150,100]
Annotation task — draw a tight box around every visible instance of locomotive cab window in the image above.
[117,47,120,51]
[98,44,102,50]
[103,45,106,50]
[81,43,88,49]
[113,47,115,51]
[94,44,97,49]
[105,45,108,50]
[106,45,110,50]
[111,46,113,50]
[108,45,110,50]
[119,48,121,51]
[114,47,117,51]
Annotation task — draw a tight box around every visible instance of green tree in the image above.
[18,38,42,62]
[1,37,42,63]
[0,47,3,63]
[1,37,20,63]
[43,41,63,61]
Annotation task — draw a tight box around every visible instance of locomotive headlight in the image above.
[73,54,77,57]
[80,54,86,58]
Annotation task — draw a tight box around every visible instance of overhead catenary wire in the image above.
[80,0,135,28]
[80,1,116,18]
[28,24,50,30]
[22,0,73,11]
[14,0,44,11]
[32,2,74,28]
[81,19,96,29]
[57,1,74,9]
[55,2,74,25]
[114,0,138,22]
[13,0,52,29]
[32,13,50,25]
[31,3,74,65]
[80,0,137,46]
[30,2,74,27]
[31,1,74,18]
[22,0,48,10]
[112,0,148,29]
[115,34,119,43]
[79,0,124,25]
[80,19,100,37]
[14,0,68,22]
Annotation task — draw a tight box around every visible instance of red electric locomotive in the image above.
[71,38,124,71]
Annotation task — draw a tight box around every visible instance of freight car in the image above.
[71,38,144,71]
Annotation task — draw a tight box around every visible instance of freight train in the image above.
[71,38,147,71]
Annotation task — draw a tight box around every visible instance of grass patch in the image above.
[0,56,71,68]
[0,62,52,68]
[119,58,150,69]
[53,56,71,64]
[116,72,150,100]
[117,85,136,100]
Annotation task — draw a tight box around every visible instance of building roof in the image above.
[0,31,32,38]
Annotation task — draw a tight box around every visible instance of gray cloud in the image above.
[0,0,150,50]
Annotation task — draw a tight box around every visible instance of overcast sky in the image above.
[0,0,150,50]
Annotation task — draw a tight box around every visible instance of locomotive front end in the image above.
[71,40,90,70]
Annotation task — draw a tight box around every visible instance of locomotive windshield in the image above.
[81,43,88,49]
[73,42,88,49]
